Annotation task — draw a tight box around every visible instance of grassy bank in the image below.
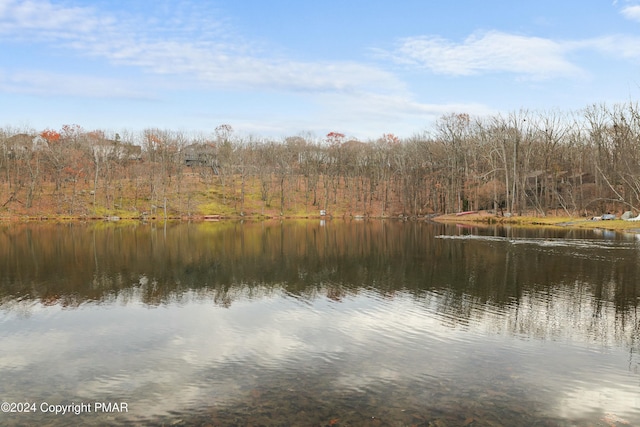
[433,211,640,232]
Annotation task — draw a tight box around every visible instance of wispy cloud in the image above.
[0,0,404,96]
[299,91,496,139]
[383,30,583,80]
[621,4,640,21]
[77,37,404,93]
[0,69,154,99]
[321,92,493,122]
[577,34,640,59]
[0,0,109,40]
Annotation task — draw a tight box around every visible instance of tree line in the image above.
[1,103,640,218]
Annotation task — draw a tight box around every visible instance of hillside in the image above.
[3,104,640,222]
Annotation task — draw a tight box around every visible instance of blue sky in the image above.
[2,0,640,140]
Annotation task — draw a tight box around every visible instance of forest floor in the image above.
[0,173,406,222]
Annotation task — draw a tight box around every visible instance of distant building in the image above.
[182,143,219,173]
[91,140,142,162]
[3,133,48,157]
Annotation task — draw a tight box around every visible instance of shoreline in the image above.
[431,211,640,233]
[2,210,640,234]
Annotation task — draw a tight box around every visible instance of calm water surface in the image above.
[0,220,639,426]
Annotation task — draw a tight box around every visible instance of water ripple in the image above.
[436,234,636,250]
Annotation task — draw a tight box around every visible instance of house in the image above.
[182,143,219,173]
[91,140,142,162]
[2,133,48,157]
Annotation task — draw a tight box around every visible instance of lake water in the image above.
[0,220,638,426]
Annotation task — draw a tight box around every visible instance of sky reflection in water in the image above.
[0,221,639,425]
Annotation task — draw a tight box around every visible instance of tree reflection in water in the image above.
[0,220,638,425]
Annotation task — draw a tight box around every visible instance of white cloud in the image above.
[621,5,640,21]
[0,69,153,99]
[0,0,107,40]
[386,30,583,80]
[86,38,404,93]
[577,34,640,59]
[0,0,404,97]
[267,91,497,139]
[320,91,492,124]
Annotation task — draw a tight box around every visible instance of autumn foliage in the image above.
[40,129,61,143]
[1,103,640,220]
